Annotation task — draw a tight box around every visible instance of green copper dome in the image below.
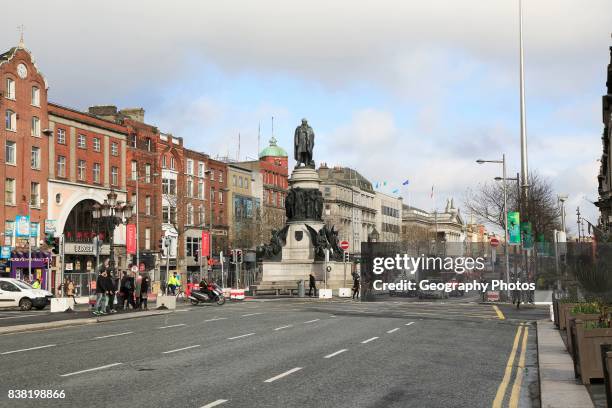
[259,136,288,158]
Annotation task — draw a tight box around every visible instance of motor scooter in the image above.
[188,282,226,306]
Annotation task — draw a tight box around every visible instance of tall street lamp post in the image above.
[477,155,511,298]
[133,172,159,270]
[92,191,133,278]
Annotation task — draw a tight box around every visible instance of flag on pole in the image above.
[402,179,409,186]
[392,188,399,194]
[430,185,434,198]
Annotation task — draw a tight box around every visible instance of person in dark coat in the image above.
[140,274,150,310]
[103,271,117,314]
[351,271,360,300]
[94,270,110,315]
[120,271,135,310]
[308,273,317,297]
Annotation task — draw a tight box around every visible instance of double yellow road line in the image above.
[493,323,529,408]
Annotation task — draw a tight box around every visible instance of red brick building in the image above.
[0,43,50,282]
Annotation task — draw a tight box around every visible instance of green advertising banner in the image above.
[507,212,520,245]
[521,221,533,250]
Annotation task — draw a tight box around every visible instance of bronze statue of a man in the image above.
[294,118,315,168]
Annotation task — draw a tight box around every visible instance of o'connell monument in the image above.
[256,119,346,293]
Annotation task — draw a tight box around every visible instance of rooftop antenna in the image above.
[237,132,241,161]
[17,24,25,48]
[271,116,275,139]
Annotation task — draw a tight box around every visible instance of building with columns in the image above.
[596,46,612,234]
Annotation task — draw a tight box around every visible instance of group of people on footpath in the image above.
[92,260,151,316]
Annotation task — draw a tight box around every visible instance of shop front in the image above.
[9,249,51,288]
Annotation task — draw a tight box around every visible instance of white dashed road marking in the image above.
[274,325,293,331]
[242,312,262,317]
[94,331,133,339]
[361,337,379,344]
[264,367,303,383]
[228,333,255,340]
[324,349,348,359]
[303,319,320,324]
[157,324,186,329]
[163,345,201,354]
[200,400,228,408]
[387,328,400,333]
[1,344,56,355]
[60,363,123,377]
[204,317,227,322]
[405,322,415,326]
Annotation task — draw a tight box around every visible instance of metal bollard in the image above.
[297,280,305,298]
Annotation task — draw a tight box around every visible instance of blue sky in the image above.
[5,0,612,233]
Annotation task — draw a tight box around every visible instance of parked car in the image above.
[418,279,448,300]
[0,278,53,310]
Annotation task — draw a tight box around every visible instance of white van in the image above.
[0,278,54,310]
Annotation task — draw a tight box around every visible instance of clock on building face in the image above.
[17,63,27,79]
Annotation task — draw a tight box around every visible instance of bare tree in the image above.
[464,172,562,240]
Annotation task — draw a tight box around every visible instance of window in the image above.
[245,178,249,189]
[239,177,243,188]
[111,166,118,185]
[131,161,138,180]
[130,134,137,148]
[4,178,15,205]
[145,138,152,152]
[57,156,66,177]
[233,175,237,186]
[5,110,16,131]
[145,164,151,183]
[218,171,223,183]
[145,195,151,216]
[198,162,205,177]
[198,205,204,224]
[31,117,40,137]
[211,188,215,202]
[5,140,16,164]
[111,142,118,156]
[209,170,214,181]
[93,163,101,183]
[93,137,100,152]
[186,204,194,225]
[78,160,86,181]
[5,78,15,99]
[31,146,40,169]
[186,236,201,257]
[219,191,223,203]
[187,178,193,197]
[170,157,175,170]
[162,206,177,224]
[187,159,194,175]
[30,182,40,207]
[57,128,66,144]
[78,134,86,149]
[145,228,151,250]
[31,86,40,106]
[162,155,167,168]
[198,180,204,199]
[162,178,177,195]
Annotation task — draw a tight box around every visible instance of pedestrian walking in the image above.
[93,270,109,315]
[140,274,150,310]
[120,271,135,309]
[308,273,317,297]
[66,279,77,305]
[351,271,360,300]
[32,278,41,289]
[134,273,142,309]
[104,271,117,314]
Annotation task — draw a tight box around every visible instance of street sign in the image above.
[131,265,138,273]
[340,240,349,251]
[490,237,500,247]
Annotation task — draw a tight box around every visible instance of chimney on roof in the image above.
[119,108,145,123]
[88,105,118,121]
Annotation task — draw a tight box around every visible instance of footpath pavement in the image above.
[537,319,594,408]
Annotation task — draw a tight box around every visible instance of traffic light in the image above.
[343,251,350,263]
[236,249,243,264]
[46,234,60,254]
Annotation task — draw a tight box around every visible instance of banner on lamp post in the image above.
[521,221,533,250]
[201,231,210,258]
[126,224,137,254]
[507,211,521,245]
